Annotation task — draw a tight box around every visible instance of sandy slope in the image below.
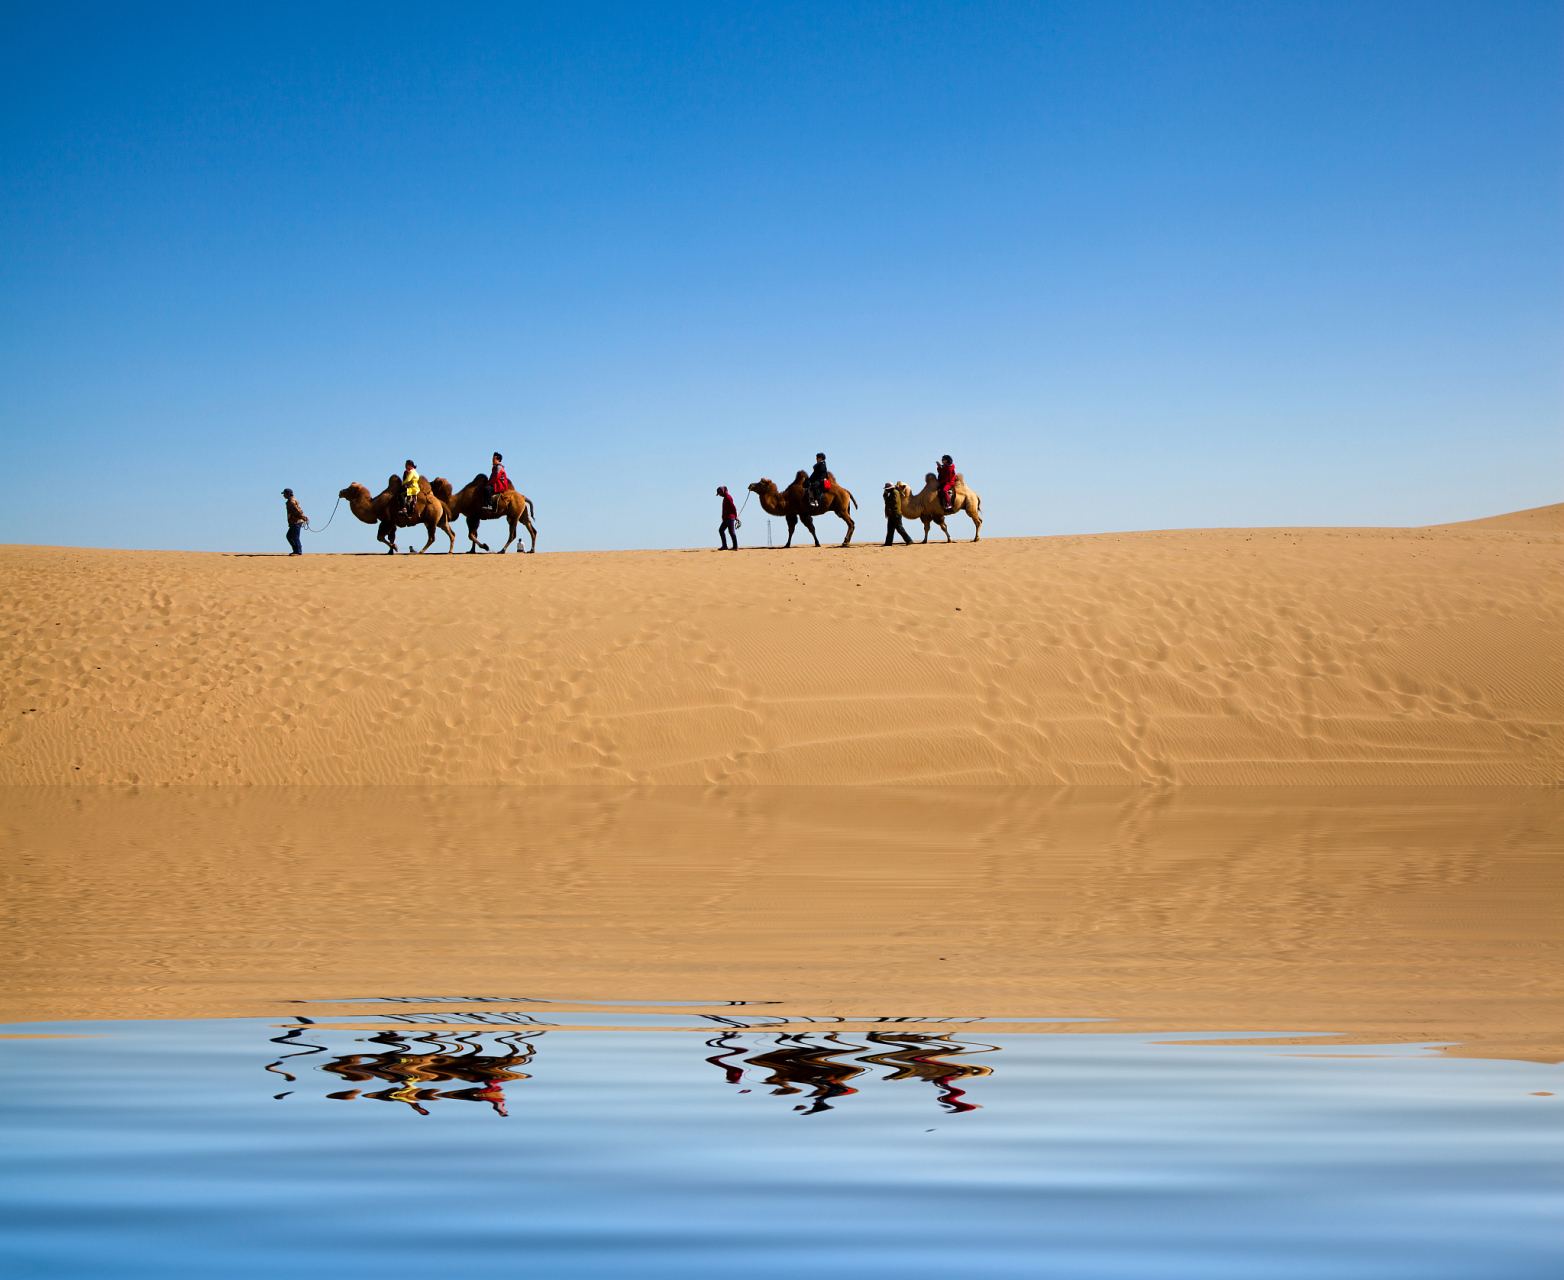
[1,505,1559,784]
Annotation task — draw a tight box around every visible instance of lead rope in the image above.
[304,495,343,534]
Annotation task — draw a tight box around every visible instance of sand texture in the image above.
[1,787,1558,1061]
[1,505,1559,785]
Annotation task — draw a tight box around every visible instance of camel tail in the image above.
[849,490,858,510]
[526,496,536,520]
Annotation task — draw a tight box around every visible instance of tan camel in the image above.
[339,476,456,554]
[432,476,538,554]
[748,471,858,546]
[895,472,983,542]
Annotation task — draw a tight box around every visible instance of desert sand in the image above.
[0,786,1558,1061]
[1,505,1559,784]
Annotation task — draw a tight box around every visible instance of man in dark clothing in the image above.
[883,483,913,546]
[283,489,306,555]
[807,453,829,509]
[717,486,739,550]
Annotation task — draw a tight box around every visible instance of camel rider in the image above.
[402,460,422,517]
[937,455,957,513]
[483,452,511,514]
[807,453,830,509]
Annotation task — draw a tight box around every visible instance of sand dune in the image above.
[1,506,1559,784]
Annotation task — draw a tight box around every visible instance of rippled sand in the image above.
[2,786,1557,1062]
[2,504,1560,785]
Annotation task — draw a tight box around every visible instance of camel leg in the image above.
[801,515,820,547]
[378,522,397,553]
[784,515,798,548]
[940,517,953,543]
[417,520,437,554]
[920,518,931,544]
[442,517,456,553]
[838,506,854,546]
[466,516,489,552]
[523,518,537,552]
[968,507,982,541]
[499,515,517,554]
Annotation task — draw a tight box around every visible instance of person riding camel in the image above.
[483,452,511,514]
[937,455,957,513]
[807,453,831,510]
[401,460,422,517]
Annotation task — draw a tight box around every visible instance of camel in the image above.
[895,472,983,542]
[339,476,456,554]
[748,471,857,547]
[432,476,538,554]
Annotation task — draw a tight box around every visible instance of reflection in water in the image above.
[267,1023,537,1116]
[269,1024,998,1117]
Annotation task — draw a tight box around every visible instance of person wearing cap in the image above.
[883,482,912,546]
[401,460,421,516]
[717,486,739,550]
[283,489,307,555]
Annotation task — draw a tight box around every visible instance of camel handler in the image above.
[283,489,306,555]
[483,452,511,514]
[883,483,913,546]
[717,486,739,550]
[401,460,422,517]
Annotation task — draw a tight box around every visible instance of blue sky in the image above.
[2,2,1558,552]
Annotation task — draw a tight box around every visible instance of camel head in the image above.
[748,479,776,497]
[339,483,370,502]
[896,482,913,498]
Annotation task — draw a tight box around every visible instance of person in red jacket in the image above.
[717,486,740,550]
[937,455,957,513]
[483,452,511,514]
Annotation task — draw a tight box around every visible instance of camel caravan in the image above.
[736,452,981,550]
[337,454,537,554]
[317,449,978,556]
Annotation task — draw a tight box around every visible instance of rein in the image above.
[304,495,343,534]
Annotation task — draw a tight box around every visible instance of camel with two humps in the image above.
[432,476,538,553]
[894,473,983,542]
[339,477,457,553]
[748,471,858,547]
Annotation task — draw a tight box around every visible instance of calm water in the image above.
[1,1015,1558,1279]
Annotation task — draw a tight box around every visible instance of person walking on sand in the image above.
[717,486,740,550]
[283,489,307,555]
[883,483,913,546]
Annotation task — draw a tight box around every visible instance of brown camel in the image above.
[339,476,456,554]
[432,476,538,554]
[748,471,857,547]
[895,472,983,542]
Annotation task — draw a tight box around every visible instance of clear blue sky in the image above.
[2,2,1558,553]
